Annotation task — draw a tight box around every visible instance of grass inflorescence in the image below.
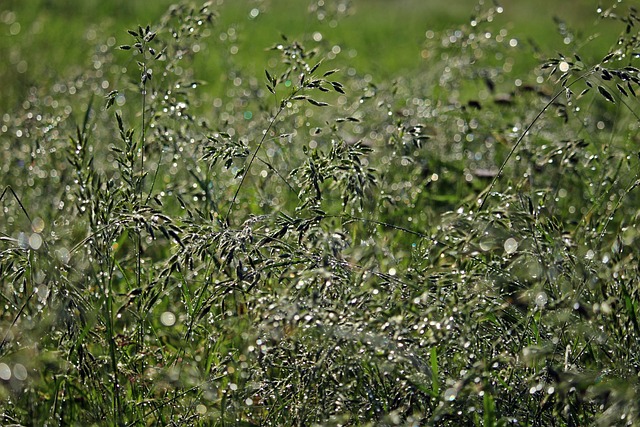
[2,0,640,425]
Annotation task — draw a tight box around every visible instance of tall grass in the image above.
[1,1,640,425]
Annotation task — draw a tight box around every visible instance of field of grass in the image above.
[2,0,640,425]
[0,0,621,111]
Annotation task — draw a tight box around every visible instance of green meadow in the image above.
[0,0,620,111]
[1,0,640,425]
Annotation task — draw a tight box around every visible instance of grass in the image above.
[2,0,640,425]
[0,0,621,111]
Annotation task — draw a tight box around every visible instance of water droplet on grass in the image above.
[0,363,10,380]
[479,239,492,251]
[29,233,42,250]
[504,237,518,254]
[535,292,548,308]
[13,363,27,381]
[56,247,71,264]
[160,311,176,326]
[17,232,28,250]
[444,387,457,401]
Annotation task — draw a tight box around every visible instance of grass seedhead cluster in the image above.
[2,0,640,425]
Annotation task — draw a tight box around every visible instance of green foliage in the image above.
[2,1,640,426]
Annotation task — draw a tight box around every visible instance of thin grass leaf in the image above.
[307,98,329,107]
[309,60,322,74]
[578,87,590,98]
[430,347,440,396]
[627,81,637,96]
[602,52,616,63]
[265,69,274,86]
[598,85,616,103]
[330,81,346,94]
[616,82,628,96]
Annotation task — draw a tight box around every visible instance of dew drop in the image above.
[31,217,45,233]
[504,238,518,254]
[0,363,11,380]
[444,387,457,401]
[29,233,42,250]
[17,232,29,250]
[57,247,71,264]
[479,239,492,251]
[160,311,176,326]
[535,292,548,308]
[13,363,27,381]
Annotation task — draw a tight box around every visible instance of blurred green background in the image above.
[0,0,624,113]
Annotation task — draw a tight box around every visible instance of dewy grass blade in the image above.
[478,70,593,210]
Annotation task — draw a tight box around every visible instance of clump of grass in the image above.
[1,0,640,426]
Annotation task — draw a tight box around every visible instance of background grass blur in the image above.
[0,0,621,113]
